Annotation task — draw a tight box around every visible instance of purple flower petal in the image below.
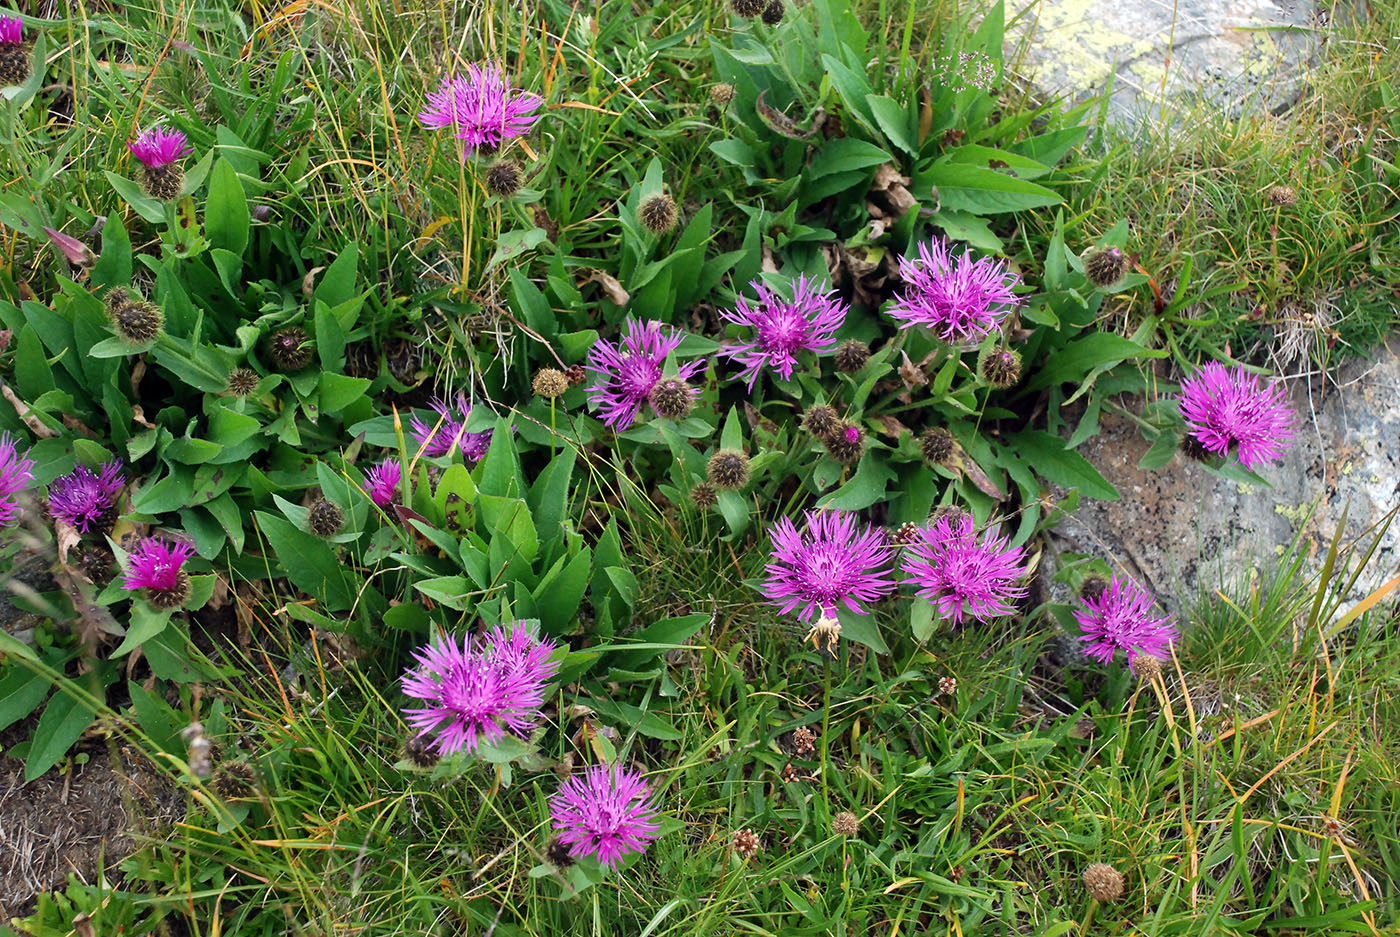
[1177,362,1297,469]
[885,238,1021,342]
[719,274,846,390]
[1074,574,1177,672]
[900,513,1026,625]
[549,763,661,870]
[760,508,895,623]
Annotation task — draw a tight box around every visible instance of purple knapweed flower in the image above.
[48,461,125,533]
[0,16,21,44]
[720,275,846,389]
[1176,362,1297,470]
[761,508,895,623]
[128,124,192,169]
[585,318,705,430]
[1074,574,1177,673]
[901,513,1026,626]
[121,537,196,592]
[364,459,401,507]
[0,432,35,528]
[886,238,1021,342]
[549,763,662,870]
[409,394,493,462]
[401,622,560,756]
[419,64,544,161]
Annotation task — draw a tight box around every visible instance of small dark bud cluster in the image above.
[760,0,785,24]
[648,378,695,420]
[0,37,31,88]
[803,404,841,441]
[404,734,439,769]
[707,450,751,490]
[141,164,185,202]
[833,340,870,373]
[1267,185,1298,207]
[1078,575,1110,601]
[690,482,718,510]
[106,288,164,344]
[486,161,522,198]
[733,828,762,859]
[307,498,344,537]
[268,326,313,371]
[1084,248,1125,288]
[546,838,576,868]
[731,0,766,15]
[226,368,260,397]
[147,571,191,610]
[564,364,588,386]
[919,427,955,465]
[979,348,1022,388]
[824,423,864,464]
[638,193,678,234]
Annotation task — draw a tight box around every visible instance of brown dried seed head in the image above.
[733,828,761,859]
[307,498,345,537]
[707,449,751,489]
[731,0,766,16]
[937,675,957,696]
[1082,862,1124,902]
[648,377,695,420]
[690,482,718,510]
[832,811,859,836]
[532,367,569,399]
[486,160,522,198]
[834,339,870,373]
[1267,185,1298,206]
[919,427,955,465]
[791,726,816,756]
[1084,248,1126,288]
[710,83,736,106]
[638,193,678,234]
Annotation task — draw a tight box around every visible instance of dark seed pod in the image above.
[1267,185,1297,207]
[546,838,576,868]
[140,164,185,201]
[564,364,587,386]
[1084,248,1125,288]
[648,378,695,420]
[690,482,717,510]
[307,498,344,537]
[731,0,766,16]
[75,545,117,586]
[892,521,921,545]
[1180,434,1212,463]
[803,405,841,441]
[226,368,260,397]
[824,423,864,464]
[486,160,522,198]
[1078,575,1110,601]
[760,0,784,24]
[112,299,165,344]
[919,427,955,464]
[404,734,439,769]
[707,450,751,490]
[0,42,31,88]
[267,326,313,372]
[638,193,678,234]
[834,340,870,373]
[147,571,191,610]
[979,348,1022,388]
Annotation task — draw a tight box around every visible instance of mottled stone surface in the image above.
[1047,338,1400,615]
[1008,0,1324,123]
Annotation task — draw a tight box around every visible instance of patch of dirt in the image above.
[0,740,185,920]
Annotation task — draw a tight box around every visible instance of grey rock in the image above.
[1007,0,1339,124]
[1047,338,1400,616]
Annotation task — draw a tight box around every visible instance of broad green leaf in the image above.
[255,512,355,609]
[205,158,250,255]
[26,684,99,780]
[1010,430,1118,501]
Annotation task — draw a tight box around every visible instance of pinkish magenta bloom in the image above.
[1074,574,1177,673]
[401,622,560,756]
[549,764,662,870]
[720,275,846,389]
[0,432,35,528]
[901,513,1026,626]
[121,537,196,591]
[585,318,705,430]
[419,65,544,161]
[128,124,192,169]
[761,508,895,623]
[0,16,21,44]
[1176,362,1297,470]
[48,461,124,533]
[410,394,493,462]
[886,238,1021,342]
[364,459,401,507]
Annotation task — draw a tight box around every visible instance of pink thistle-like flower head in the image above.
[409,394,493,462]
[121,537,196,592]
[364,459,401,507]
[127,124,192,170]
[886,238,1021,342]
[0,432,35,527]
[48,461,125,533]
[0,16,22,44]
[1074,574,1177,673]
[719,275,846,389]
[549,763,662,870]
[418,65,544,161]
[585,318,705,430]
[1176,362,1297,469]
[901,513,1026,626]
[401,622,560,756]
[761,508,895,623]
